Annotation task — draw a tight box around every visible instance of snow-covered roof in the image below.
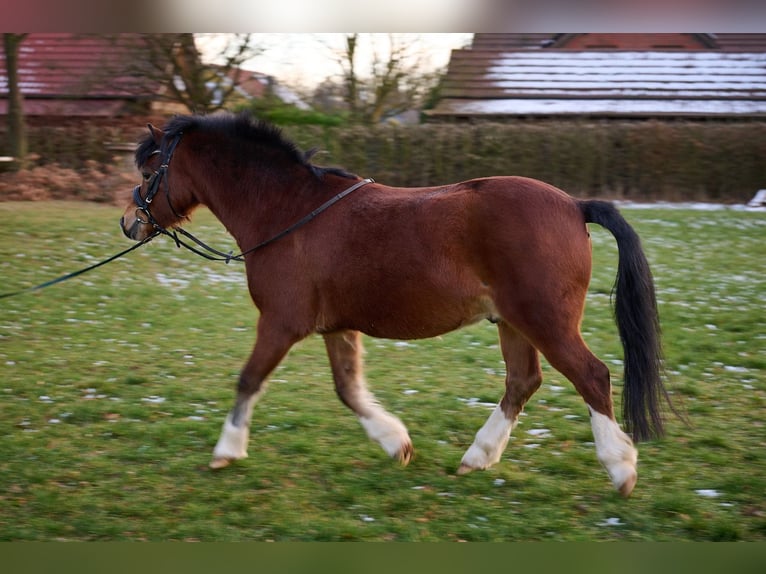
[429,50,766,118]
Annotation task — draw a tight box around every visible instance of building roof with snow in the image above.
[428,34,766,120]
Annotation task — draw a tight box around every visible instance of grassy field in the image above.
[0,201,764,541]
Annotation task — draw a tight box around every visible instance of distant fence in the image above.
[2,118,765,202]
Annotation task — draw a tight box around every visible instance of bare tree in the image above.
[2,33,28,170]
[324,34,442,124]
[342,34,361,121]
[115,34,259,114]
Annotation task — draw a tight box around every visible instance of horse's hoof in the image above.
[456,463,474,475]
[209,457,232,470]
[397,442,414,466]
[617,471,637,498]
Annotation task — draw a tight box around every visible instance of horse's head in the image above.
[120,124,197,241]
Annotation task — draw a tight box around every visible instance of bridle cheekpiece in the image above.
[133,132,183,229]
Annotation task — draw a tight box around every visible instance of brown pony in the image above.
[120,112,671,497]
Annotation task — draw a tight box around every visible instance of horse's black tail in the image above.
[580,200,674,442]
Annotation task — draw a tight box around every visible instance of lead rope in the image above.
[1,178,374,298]
[0,231,160,300]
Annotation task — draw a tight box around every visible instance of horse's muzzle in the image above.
[120,216,141,240]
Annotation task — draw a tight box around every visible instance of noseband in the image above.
[133,133,183,228]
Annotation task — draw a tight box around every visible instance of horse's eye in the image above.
[142,172,152,181]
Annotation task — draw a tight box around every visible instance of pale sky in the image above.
[197,33,473,91]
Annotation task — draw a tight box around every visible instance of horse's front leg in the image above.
[210,318,300,469]
[324,330,413,464]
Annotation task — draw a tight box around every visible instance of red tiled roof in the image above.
[1,33,162,115]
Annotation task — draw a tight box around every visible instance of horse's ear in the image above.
[147,124,164,145]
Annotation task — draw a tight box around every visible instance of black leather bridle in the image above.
[132,132,374,264]
[132,133,184,229]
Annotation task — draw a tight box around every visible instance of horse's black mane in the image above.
[135,112,356,180]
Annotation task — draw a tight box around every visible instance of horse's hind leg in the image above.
[324,330,413,464]
[534,331,638,497]
[458,322,542,474]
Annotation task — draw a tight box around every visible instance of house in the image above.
[216,66,310,111]
[0,33,160,116]
[427,33,766,120]
[0,34,301,117]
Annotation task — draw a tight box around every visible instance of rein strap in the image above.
[165,177,374,264]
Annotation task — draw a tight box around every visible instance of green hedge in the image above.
[287,121,766,202]
[4,118,765,202]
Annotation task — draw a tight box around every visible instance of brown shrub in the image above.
[0,159,136,205]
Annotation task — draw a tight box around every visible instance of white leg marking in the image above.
[212,414,250,461]
[210,393,261,468]
[588,405,638,496]
[459,404,515,473]
[360,411,411,458]
[356,389,412,461]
